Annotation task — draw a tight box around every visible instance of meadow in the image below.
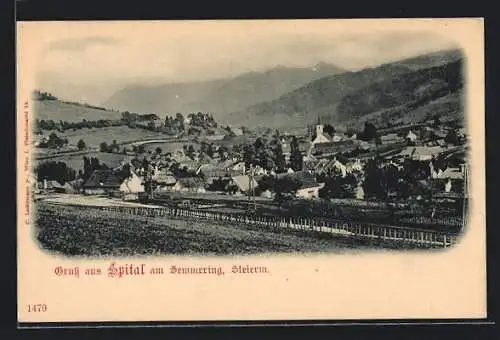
[34,151,126,172]
[53,126,166,148]
[34,203,396,257]
[34,100,121,122]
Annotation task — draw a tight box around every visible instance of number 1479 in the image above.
[26,304,47,312]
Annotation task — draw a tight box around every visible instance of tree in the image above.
[218,145,229,161]
[187,145,195,159]
[432,115,440,128]
[137,144,145,154]
[345,128,356,138]
[323,124,336,136]
[116,163,132,182]
[274,177,301,205]
[99,142,108,152]
[77,139,86,150]
[243,143,256,171]
[206,143,214,158]
[35,161,76,185]
[359,122,377,141]
[319,173,357,199]
[362,158,386,200]
[444,129,460,146]
[271,134,286,173]
[289,136,303,171]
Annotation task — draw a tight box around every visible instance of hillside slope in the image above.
[102,63,347,117]
[230,49,464,129]
[34,99,120,122]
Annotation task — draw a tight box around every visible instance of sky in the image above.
[32,20,460,104]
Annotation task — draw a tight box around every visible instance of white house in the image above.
[312,125,331,145]
[331,159,348,177]
[120,171,145,200]
[355,183,365,200]
[406,130,418,142]
[346,159,364,174]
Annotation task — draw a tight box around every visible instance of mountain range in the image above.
[102,62,347,119]
[103,48,465,131]
[229,48,465,130]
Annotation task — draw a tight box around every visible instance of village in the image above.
[33,110,468,231]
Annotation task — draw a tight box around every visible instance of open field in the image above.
[33,152,126,172]
[44,126,167,148]
[35,202,418,257]
[34,100,121,122]
[140,141,195,154]
[37,194,164,208]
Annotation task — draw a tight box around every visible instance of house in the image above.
[231,174,259,195]
[120,171,145,200]
[406,130,418,142]
[311,140,358,157]
[172,177,206,193]
[311,125,331,145]
[33,136,48,147]
[38,179,75,193]
[231,161,246,174]
[205,134,226,141]
[434,166,465,193]
[380,133,401,144]
[276,171,323,200]
[152,170,177,186]
[399,146,445,161]
[196,162,238,182]
[231,127,244,136]
[83,170,123,196]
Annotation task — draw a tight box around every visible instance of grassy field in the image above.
[34,151,126,172]
[141,141,195,154]
[35,203,416,257]
[34,100,121,122]
[41,126,167,149]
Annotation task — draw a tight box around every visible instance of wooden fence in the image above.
[74,204,459,248]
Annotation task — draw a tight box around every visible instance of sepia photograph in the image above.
[16,19,486,323]
[28,21,469,256]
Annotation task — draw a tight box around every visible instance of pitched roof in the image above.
[176,177,205,188]
[84,170,122,188]
[436,167,464,180]
[152,171,177,185]
[381,133,400,141]
[231,174,258,192]
[399,146,445,159]
[276,171,320,189]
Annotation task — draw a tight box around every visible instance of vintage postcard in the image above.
[17,19,486,324]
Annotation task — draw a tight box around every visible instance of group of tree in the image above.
[243,131,302,173]
[187,112,217,129]
[35,118,124,133]
[207,177,238,194]
[81,156,109,181]
[256,175,302,205]
[318,172,358,199]
[99,140,120,153]
[38,132,68,149]
[35,161,76,185]
[33,90,58,101]
[362,157,435,201]
[357,122,378,142]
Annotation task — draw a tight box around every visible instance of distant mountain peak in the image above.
[103,63,347,116]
